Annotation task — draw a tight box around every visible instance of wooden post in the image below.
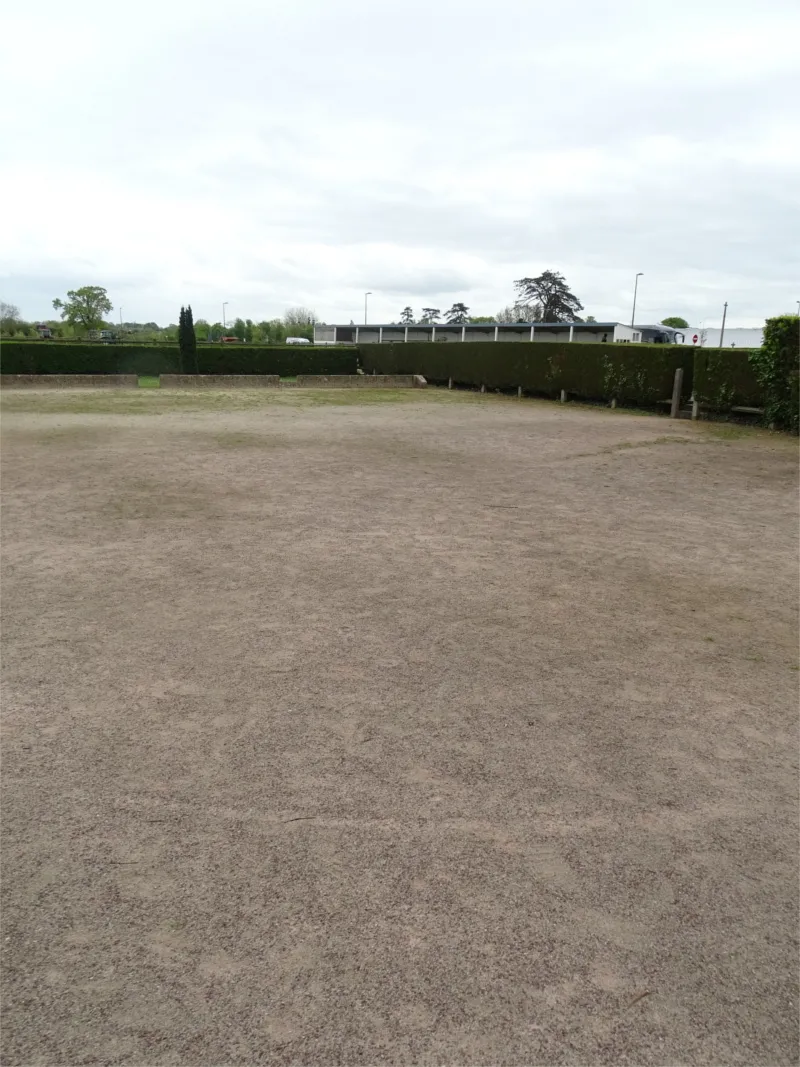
[691,392,699,420]
[560,389,566,403]
[670,367,684,419]
[517,386,522,397]
[448,377,453,390]
[611,398,617,409]
[480,384,486,393]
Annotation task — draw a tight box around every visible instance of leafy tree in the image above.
[284,307,318,326]
[585,315,597,323]
[1,301,21,334]
[283,307,317,340]
[194,318,210,341]
[420,307,440,324]
[495,303,541,323]
[52,286,113,335]
[469,315,496,323]
[232,317,247,341]
[445,303,470,324]
[400,307,415,324]
[513,270,583,322]
[660,316,689,328]
[244,318,255,343]
[256,319,286,344]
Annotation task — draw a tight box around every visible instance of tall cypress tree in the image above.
[177,306,187,372]
[185,305,198,372]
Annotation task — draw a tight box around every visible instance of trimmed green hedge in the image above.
[749,316,799,433]
[358,341,693,405]
[0,342,357,377]
[692,348,762,412]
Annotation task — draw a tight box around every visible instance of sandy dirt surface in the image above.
[1,388,798,1066]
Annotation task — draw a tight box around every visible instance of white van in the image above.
[285,336,311,345]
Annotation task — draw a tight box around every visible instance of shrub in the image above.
[0,342,357,377]
[0,342,175,376]
[692,348,762,412]
[358,341,693,406]
[749,316,799,433]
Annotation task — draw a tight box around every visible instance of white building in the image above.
[314,322,642,344]
[678,326,764,348]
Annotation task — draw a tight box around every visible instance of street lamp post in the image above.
[630,273,643,328]
[364,292,372,325]
[222,303,228,331]
[119,307,123,326]
[718,301,728,349]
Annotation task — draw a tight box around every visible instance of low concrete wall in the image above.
[295,374,426,388]
[0,374,138,388]
[160,375,280,388]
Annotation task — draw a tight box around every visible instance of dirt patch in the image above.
[1,390,798,1066]
[295,374,424,388]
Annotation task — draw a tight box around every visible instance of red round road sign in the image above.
[692,334,699,344]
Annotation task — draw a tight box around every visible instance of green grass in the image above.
[698,422,767,440]
[138,376,161,389]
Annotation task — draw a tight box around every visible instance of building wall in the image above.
[316,323,646,344]
[678,327,763,348]
[612,325,641,343]
[354,328,381,343]
[406,328,432,342]
[571,330,613,343]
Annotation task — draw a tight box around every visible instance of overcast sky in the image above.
[2,0,798,328]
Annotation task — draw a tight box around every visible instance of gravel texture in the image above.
[1,389,798,1066]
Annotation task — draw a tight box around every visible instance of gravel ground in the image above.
[1,389,798,1066]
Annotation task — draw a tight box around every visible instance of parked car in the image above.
[286,336,311,345]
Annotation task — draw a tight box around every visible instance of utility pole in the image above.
[364,292,372,325]
[222,303,228,331]
[630,273,643,327]
[718,302,728,348]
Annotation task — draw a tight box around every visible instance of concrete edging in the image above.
[0,374,138,388]
[159,375,281,388]
[0,373,428,390]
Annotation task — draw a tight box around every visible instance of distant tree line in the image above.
[395,271,689,329]
[0,273,695,342]
[398,271,586,326]
[0,289,322,344]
